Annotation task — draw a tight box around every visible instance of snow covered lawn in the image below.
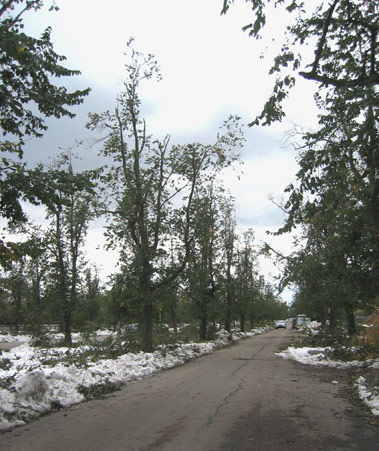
[0,328,265,431]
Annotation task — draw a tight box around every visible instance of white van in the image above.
[296,315,311,327]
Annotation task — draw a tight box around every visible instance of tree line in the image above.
[0,2,287,351]
[222,0,378,335]
[3,1,376,348]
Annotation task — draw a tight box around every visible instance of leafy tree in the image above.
[222,0,378,124]
[218,195,237,332]
[42,153,100,343]
[0,0,89,152]
[73,267,104,330]
[280,168,374,335]
[261,283,288,321]
[0,0,90,239]
[223,0,379,329]
[19,228,50,335]
[234,230,260,329]
[185,182,223,340]
[4,256,26,331]
[0,221,53,333]
[87,40,244,351]
[275,88,378,332]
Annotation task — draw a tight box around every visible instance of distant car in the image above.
[275,320,287,329]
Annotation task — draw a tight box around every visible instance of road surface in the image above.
[1,328,378,450]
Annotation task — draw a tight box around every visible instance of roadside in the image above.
[0,327,266,430]
[1,328,378,451]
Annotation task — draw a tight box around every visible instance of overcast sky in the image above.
[20,0,320,299]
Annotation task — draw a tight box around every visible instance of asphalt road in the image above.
[1,328,378,451]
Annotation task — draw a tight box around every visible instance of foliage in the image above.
[72,269,105,330]
[360,311,379,353]
[78,381,122,400]
[87,39,244,351]
[0,0,90,270]
[0,355,11,371]
[0,150,103,342]
[300,323,379,361]
[184,181,226,340]
[222,0,379,125]
[175,324,201,343]
[0,0,89,153]
[223,1,379,333]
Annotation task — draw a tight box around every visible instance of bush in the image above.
[363,312,379,349]
[299,321,379,362]
[301,325,351,348]
[177,324,200,343]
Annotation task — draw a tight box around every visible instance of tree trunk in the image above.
[170,306,178,334]
[141,302,153,352]
[12,286,22,334]
[240,312,245,332]
[31,273,42,337]
[138,255,154,352]
[64,307,72,345]
[329,306,336,334]
[199,308,207,341]
[344,303,356,336]
[225,303,231,332]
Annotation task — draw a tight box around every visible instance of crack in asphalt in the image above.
[206,340,274,428]
[206,379,246,427]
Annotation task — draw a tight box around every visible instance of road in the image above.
[1,328,378,450]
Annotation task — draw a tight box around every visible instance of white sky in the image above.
[19,0,321,300]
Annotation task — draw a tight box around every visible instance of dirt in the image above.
[1,328,378,451]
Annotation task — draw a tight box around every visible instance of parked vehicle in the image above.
[296,315,311,327]
[275,320,287,329]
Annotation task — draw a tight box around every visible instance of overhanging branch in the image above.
[299,71,379,87]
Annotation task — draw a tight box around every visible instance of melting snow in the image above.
[0,328,264,430]
[276,346,379,417]
[1,326,378,431]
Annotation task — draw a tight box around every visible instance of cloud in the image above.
[14,0,315,291]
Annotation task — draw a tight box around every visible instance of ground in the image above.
[1,327,378,450]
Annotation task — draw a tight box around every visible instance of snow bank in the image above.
[275,346,373,369]
[355,377,379,417]
[0,333,31,343]
[0,328,261,431]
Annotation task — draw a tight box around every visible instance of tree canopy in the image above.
[0,0,90,230]
[0,0,90,155]
[222,0,378,125]
[222,0,379,331]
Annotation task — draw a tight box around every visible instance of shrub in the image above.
[363,312,379,349]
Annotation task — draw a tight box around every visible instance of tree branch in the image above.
[299,70,379,87]
[308,0,339,76]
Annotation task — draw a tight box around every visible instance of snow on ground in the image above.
[274,320,379,417]
[1,325,378,430]
[276,346,379,417]
[0,333,31,343]
[0,328,265,430]
[276,346,374,369]
[355,376,379,417]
